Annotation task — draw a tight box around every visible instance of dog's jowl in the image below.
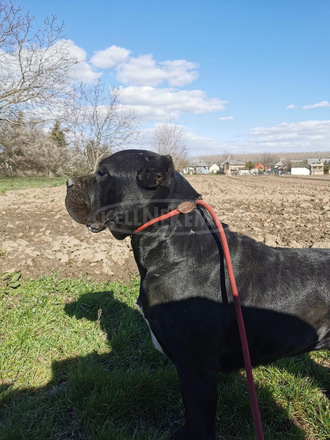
[66,149,330,440]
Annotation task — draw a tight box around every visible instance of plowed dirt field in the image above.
[1,175,329,282]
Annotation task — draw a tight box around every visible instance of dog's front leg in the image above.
[171,366,218,440]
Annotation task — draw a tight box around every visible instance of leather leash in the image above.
[134,199,264,439]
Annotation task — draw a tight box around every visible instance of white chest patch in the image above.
[136,304,165,355]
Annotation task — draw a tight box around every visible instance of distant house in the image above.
[274,158,288,172]
[239,168,250,175]
[291,160,310,176]
[307,159,324,176]
[209,163,220,174]
[290,158,325,176]
[220,156,246,175]
[247,163,265,175]
[255,163,265,171]
[182,159,210,175]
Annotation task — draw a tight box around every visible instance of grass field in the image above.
[0,275,329,440]
[0,176,66,194]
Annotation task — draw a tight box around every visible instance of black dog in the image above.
[65,149,329,440]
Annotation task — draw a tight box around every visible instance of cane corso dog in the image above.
[65,149,329,440]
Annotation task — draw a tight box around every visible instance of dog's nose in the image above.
[66,178,75,188]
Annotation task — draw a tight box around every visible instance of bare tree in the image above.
[63,81,139,172]
[259,153,279,170]
[153,123,188,170]
[0,114,68,175]
[0,0,80,123]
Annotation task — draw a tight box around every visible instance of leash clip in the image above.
[177,200,196,214]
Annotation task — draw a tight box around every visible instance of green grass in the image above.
[0,176,66,193]
[0,275,329,439]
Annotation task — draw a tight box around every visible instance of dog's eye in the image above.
[97,169,107,177]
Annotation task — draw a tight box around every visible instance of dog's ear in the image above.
[137,154,174,189]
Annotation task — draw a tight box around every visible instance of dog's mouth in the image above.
[87,224,107,233]
[86,215,116,233]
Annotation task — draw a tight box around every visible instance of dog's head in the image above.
[65,149,196,239]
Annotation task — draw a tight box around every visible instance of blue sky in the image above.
[20,0,330,156]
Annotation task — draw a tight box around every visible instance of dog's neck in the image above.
[166,172,201,208]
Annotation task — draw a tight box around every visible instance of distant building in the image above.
[291,160,310,176]
[307,159,324,176]
[220,156,246,175]
[182,159,209,175]
[291,158,325,176]
[209,163,220,174]
[239,168,250,175]
[274,158,288,172]
[255,163,265,171]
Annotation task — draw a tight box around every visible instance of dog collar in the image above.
[134,200,197,234]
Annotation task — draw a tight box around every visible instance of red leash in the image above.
[135,200,264,440]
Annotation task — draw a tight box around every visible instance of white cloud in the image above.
[89,46,199,87]
[0,39,101,90]
[182,128,238,155]
[69,60,102,84]
[116,55,165,87]
[131,124,237,156]
[136,119,330,156]
[84,45,228,124]
[118,86,227,121]
[116,54,199,87]
[64,40,102,83]
[91,45,131,69]
[160,59,199,87]
[303,100,330,110]
[248,120,330,151]
[286,104,297,110]
[219,116,234,120]
[132,119,330,157]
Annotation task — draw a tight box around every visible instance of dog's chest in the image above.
[136,302,165,355]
